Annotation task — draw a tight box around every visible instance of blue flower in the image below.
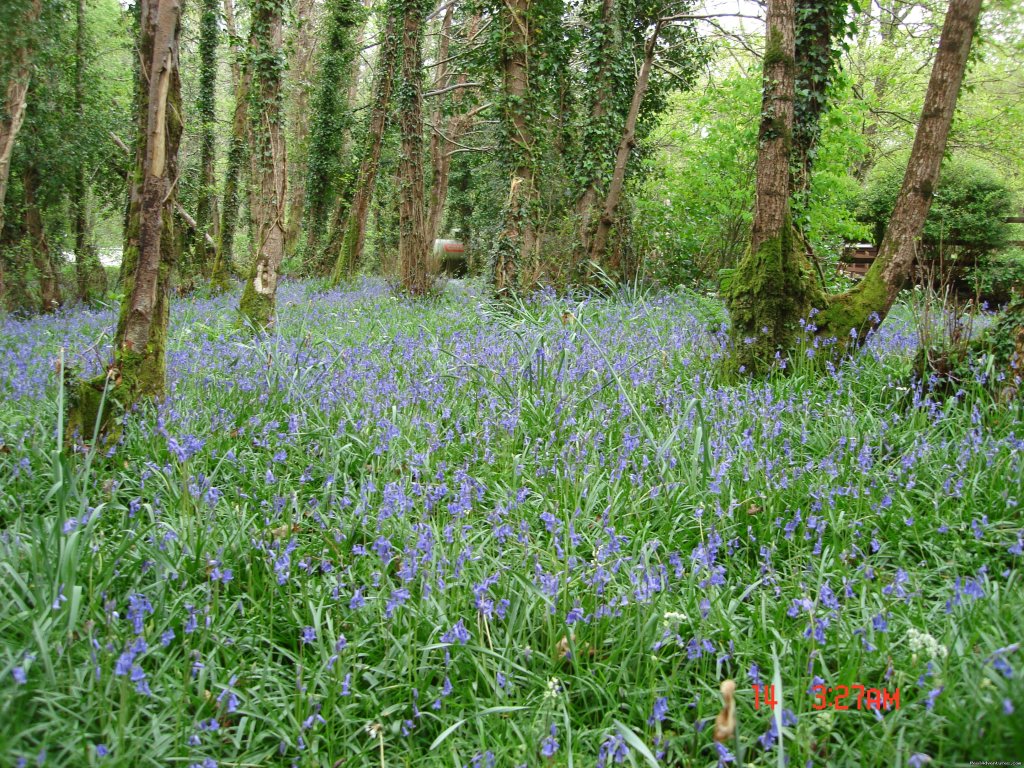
[441,619,471,645]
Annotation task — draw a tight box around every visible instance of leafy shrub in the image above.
[858,155,1015,260]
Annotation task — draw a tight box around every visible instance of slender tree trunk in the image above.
[492,0,538,295]
[303,0,362,271]
[190,0,220,286]
[426,3,454,247]
[69,0,182,438]
[574,0,617,260]
[328,10,399,283]
[0,0,43,308]
[396,0,430,295]
[239,0,287,328]
[284,0,319,256]
[74,0,106,302]
[724,0,823,376]
[212,49,250,291]
[23,165,62,312]
[587,20,661,275]
[819,0,983,342]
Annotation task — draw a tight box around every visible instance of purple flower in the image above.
[440,619,471,645]
[540,724,559,757]
[648,696,668,725]
[300,626,317,645]
[12,667,26,685]
[908,754,931,768]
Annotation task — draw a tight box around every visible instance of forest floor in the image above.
[0,278,1022,767]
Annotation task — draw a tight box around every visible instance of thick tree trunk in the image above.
[492,0,538,295]
[819,0,983,343]
[284,0,318,256]
[69,0,182,439]
[724,0,823,376]
[189,0,220,287]
[0,0,42,299]
[328,10,399,283]
[396,0,430,295]
[239,0,287,328]
[587,20,661,275]
[23,166,62,312]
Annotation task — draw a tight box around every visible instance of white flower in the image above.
[907,628,948,659]
[545,677,563,699]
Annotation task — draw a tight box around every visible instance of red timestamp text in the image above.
[751,684,900,711]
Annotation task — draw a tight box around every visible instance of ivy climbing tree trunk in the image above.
[817,0,983,343]
[69,0,182,438]
[211,0,248,291]
[587,20,661,276]
[189,0,220,288]
[574,0,618,263]
[724,0,823,376]
[23,165,62,312]
[74,0,106,302]
[395,0,431,295]
[0,0,43,307]
[426,3,455,248]
[303,0,362,272]
[492,0,538,295]
[328,10,399,283]
[239,0,287,329]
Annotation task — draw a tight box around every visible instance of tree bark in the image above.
[724,0,824,376]
[819,0,983,342]
[73,0,106,302]
[587,20,661,275]
[239,0,287,328]
[328,9,399,283]
[23,165,62,312]
[69,0,182,438]
[396,0,430,296]
[284,0,318,256]
[492,0,538,295]
[0,0,43,308]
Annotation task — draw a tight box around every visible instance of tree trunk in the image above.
[69,0,182,439]
[587,20,661,276]
[74,0,106,302]
[818,0,983,343]
[492,0,538,295]
[396,0,430,296]
[303,0,363,272]
[574,0,617,262]
[328,9,399,283]
[724,0,824,376]
[210,0,247,291]
[284,0,318,256]
[190,0,220,286]
[0,0,43,308]
[239,0,287,328]
[23,165,62,312]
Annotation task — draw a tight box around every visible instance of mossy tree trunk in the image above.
[817,0,983,346]
[238,0,287,329]
[328,9,399,284]
[395,0,431,296]
[724,0,823,376]
[68,0,182,440]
